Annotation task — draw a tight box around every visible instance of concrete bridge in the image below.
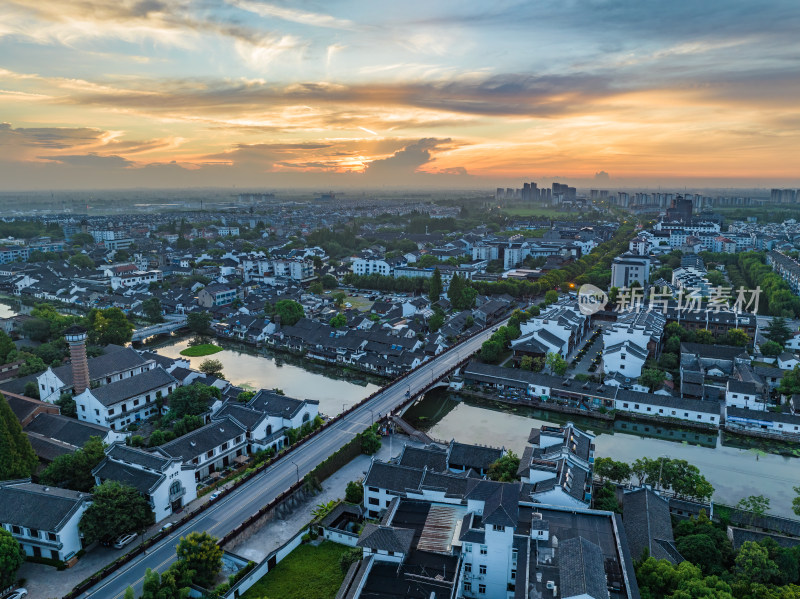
[131,316,187,342]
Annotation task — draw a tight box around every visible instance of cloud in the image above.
[39,153,134,168]
[226,0,357,30]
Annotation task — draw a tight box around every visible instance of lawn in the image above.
[241,541,352,599]
[180,343,223,357]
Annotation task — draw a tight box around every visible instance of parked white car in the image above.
[113,533,138,549]
[5,589,28,599]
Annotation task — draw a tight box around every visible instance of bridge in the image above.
[76,317,507,599]
[131,316,187,342]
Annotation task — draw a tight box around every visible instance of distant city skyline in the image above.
[1,0,799,190]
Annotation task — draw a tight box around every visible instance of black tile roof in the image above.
[25,413,109,448]
[248,389,315,418]
[106,443,172,471]
[364,462,424,494]
[51,345,150,387]
[398,445,448,472]
[558,536,608,599]
[159,416,245,461]
[0,480,89,532]
[90,367,177,406]
[357,524,415,554]
[93,458,163,494]
[623,488,683,564]
[448,440,503,470]
[464,480,520,528]
[213,401,267,430]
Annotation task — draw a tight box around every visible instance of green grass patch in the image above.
[241,541,351,599]
[180,343,223,357]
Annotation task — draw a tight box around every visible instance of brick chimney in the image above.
[64,325,90,395]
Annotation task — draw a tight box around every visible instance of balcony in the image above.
[169,486,186,501]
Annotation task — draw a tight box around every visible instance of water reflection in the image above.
[405,392,800,517]
[149,336,381,417]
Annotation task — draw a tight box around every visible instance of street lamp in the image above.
[368,408,374,425]
[290,460,300,484]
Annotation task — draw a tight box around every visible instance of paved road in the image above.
[80,322,503,599]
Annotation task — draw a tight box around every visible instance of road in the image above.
[80,322,503,599]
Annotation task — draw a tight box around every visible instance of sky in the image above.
[1,0,799,191]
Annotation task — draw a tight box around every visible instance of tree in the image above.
[793,486,800,517]
[428,313,444,332]
[176,531,223,588]
[23,380,40,399]
[199,358,224,378]
[345,480,363,504]
[487,451,520,482]
[0,528,23,589]
[321,274,338,289]
[168,384,221,419]
[85,308,134,346]
[546,351,568,376]
[480,339,503,363]
[593,482,620,512]
[70,232,96,246]
[274,299,304,326]
[22,317,52,342]
[69,253,95,268]
[593,457,631,484]
[187,311,212,334]
[723,328,750,347]
[332,292,346,307]
[79,480,155,543]
[39,436,105,491]
[779,366,800,396]
[141,297,164,322]
[0,393,38,480]
[520,355,533,371]
[761,340,784,358]
[694,329,715,345]
[544,289,559,304]
[639,368,666,392]
[0,330,15,363]
[56,393,77,418]
[360,429,381,455]
[308,281,324,295]
[329,313,347,328]
[429,268,443,303]
[768,317,793,346]
[734,541,780,585]
[677,534,724,575]
[737,494,770,518]
[340,547,362,574]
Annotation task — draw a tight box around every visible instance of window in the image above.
[11,525,21,535]
[368,497,379,505]
[511,569,516,580]
[465,563,472,573]
[480,545,487,555]
[133,399,139,407]
[479,584,486,594]
[29,528,39,538]
[464,543,472,553]
[207,450,214,458]
[221,442,228,450]
[623,403,629,408]
[109,408,115,415]
[634,404,639,409]
[492,524,504,532]
[47,532,57,541]
[464,582,472,592]
[479,565,486,575]
[368,486,379,492]
[94,409,99,415]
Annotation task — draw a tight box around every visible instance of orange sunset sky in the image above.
[1,0,799,190]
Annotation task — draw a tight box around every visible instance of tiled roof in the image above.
[106,443,172,471]
[0,480,89,532]
[89,367,177,406]
[364,461,424,494]
[50,345,150,387]
[94,458,163,494]
[623,488,683,564]
[357,524,414,554]
[448,441,502,470]
[558,537,608,599]
[25,413,109,448]
[398,445,448,472]
[159,416,245,461]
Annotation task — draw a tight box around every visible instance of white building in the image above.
[73,367,178,429]
[615,389,721,425]
[93,443,197,523]
[610,253,650,288]
[725,380,761,409]
[0,480,91,562]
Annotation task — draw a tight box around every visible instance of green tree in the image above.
[487,451,520,482]
[593,482,621,512]
[23,380,40,399]
[141,297,164,322]
[124,587,135,599]
[0,393,38,480]
[187,311,212,334]
[639,368,666,392]
[428,312,444,332]
[677,534,724,575]
[737,494,770,518]
[0,528,24,589]
[761,340,784,358]
[69,253,95,268]
[175,531,223,588]
[22,317,52,342]
[544,289,559,304]
[480,339,503,363]
[345,480,363,504]
[694,329,715,344]
[546,351,568,376]
[734,541,780,585]
[274,299,305,326]
[793,486,800,517]
[309,281,324,295]
[85,307,134,346]
[79,480,155,543]
[321,274,338,289]
[39,436,105,491]
[779,366,800,396]
[70,232,96,246]
[329,313,347,328]
[520,355,533,371]
[199,358,224,378]
[767,317,793,346]
[360,429,381,455]
[722,328,750,347]
[429,268,443,303]
[340,547,362,574]
[0,330,16,363]
[332,292,346,307]
[168,384,221,419]
[56,393,77,418]
[593,457,631,484]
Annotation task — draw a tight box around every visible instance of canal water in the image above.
[0,299,21,318]
[404,391,800,517]
[148,336,381,418]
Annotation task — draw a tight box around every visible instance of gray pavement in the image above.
[229,434,421,562]
[73,320,503,599]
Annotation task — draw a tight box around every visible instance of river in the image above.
[404,391,800,517]
[147,336,381,418]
